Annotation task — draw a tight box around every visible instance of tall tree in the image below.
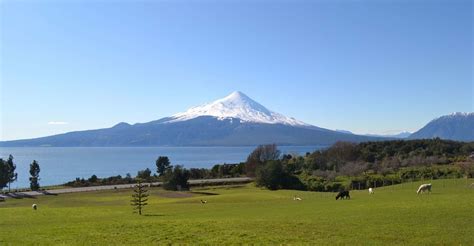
[29,160,41,191]
[0,158,8,190]
[246,144,281,177]
[156,156,171,176]
[6,155,17,192]
[131,180,149,215]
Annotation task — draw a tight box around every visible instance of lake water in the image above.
[0,146,325,189]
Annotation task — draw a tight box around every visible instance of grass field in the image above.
[1,179,473,245]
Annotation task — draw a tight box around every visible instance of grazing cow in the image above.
[200,199,207,204]
[293,196,302,201]
[335,191,350,200]
[32,204,37,210]
[369,188,374,194]
[417,184,432,194]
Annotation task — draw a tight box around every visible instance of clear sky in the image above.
[1,0,472,141]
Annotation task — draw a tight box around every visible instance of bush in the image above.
[457,162,474,178]
[256,160,286,190]
[255,160,304,190]
[88,174,98,183]
[137,168,152,181]
[163,165,190,191]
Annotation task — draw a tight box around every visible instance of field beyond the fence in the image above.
[0,179,473,244]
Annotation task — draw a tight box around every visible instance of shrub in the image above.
[256,160,304,190]
[163,165,190,191]
[137,168,152,181]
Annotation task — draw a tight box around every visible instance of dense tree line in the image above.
[7,138,473,193]
[65,160,246,188]
[252,139,474,192]
[63,155,248,189]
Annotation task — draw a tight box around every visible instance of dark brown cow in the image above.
[335,191,350,200]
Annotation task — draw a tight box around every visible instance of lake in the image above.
[0,146,325,189]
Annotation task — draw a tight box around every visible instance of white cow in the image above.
[369,188,374,194]
[293,196,302,201]
[32,204,37,210]
[417,184,432,194]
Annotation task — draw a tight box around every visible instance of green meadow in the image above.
[1,179,473,245]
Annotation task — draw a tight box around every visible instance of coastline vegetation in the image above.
[252,139,474,191]
[2,138,473,193]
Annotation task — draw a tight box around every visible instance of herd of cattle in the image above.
[333,183,433,201]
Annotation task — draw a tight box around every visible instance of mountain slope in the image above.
[0,91,386,147]
[409,112,474,141]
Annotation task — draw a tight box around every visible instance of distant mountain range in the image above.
[409,112,474,142]
[336,112,474,142]
[1,92,472,147]
[0,91,383,147]
[365,132,412,139]
[335,130,411,139]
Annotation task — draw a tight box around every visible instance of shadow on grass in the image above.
[4,193,37,199]
[40,191,58,196]
[143,214,166,217]
[190,191,219,196]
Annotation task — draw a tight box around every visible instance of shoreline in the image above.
[0,177,253,200]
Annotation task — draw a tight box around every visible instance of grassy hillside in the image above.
[1,179,473,244]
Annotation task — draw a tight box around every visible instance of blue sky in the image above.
[1,0,472,140]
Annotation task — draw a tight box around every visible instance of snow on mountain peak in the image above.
[430,112,474,122]
[167,91,311,127]
[446,112,474,117]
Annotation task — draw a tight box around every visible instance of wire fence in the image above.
[350,176,473,191]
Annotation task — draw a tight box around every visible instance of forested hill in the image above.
[250,139,474,192]
[304,138,474,172]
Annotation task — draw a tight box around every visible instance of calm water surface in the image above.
[0,146,325,188]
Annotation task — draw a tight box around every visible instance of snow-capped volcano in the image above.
[0,91,385,147]
[167,91,311,127]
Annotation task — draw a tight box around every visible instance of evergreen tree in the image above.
[29,160,41,191]
[0,158,8,190]
[6,155,17,192]
[156,156,171,176]
[131,180,149,215]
